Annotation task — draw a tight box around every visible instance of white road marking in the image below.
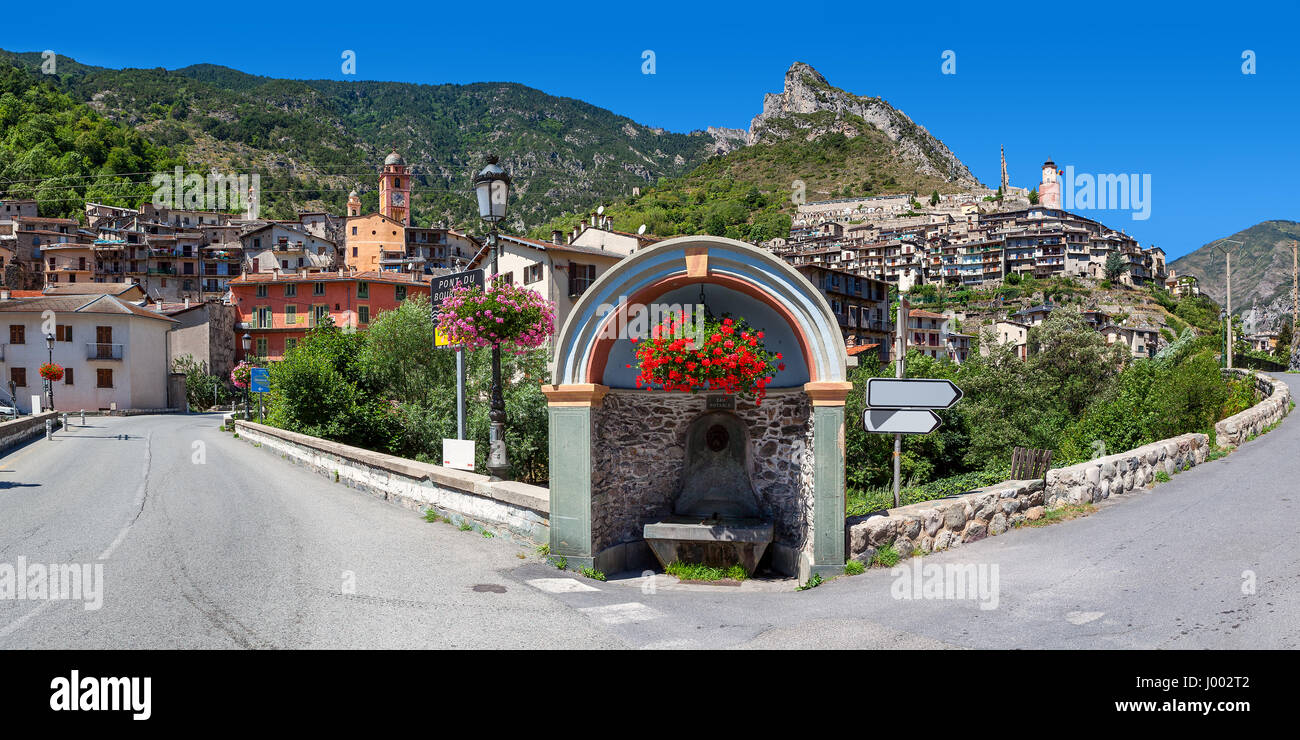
[577,602,664,625]
[526,578,601,594]
[1066,610,1104,625]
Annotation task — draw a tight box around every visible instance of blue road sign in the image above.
[250,367,270,394]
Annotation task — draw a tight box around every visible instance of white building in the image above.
[0,293,177,412]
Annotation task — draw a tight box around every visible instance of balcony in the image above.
[87,343,123,360]
[147,267,176,275]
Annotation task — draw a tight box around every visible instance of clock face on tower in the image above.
[391,192,405,206]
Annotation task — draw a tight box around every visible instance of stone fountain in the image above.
[642,411,774,573]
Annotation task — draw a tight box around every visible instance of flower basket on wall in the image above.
[39,363,64,382]
[436,281,555,353]
[630,312,784,406]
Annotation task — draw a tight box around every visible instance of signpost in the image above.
[865,300,964,507]
[250,367,269,422]
[430,269,484,441]
[862,408,942,435]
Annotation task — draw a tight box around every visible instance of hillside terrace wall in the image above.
[847,373,1291,563]
[231,419,549,544]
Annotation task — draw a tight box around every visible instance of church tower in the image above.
[378,150,410,226]
[1038,158,1062,209]
[347,189,361,217]
[1000,146,1009,193]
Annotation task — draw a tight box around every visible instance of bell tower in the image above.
[379,149,410,226]
[347,189,361,217]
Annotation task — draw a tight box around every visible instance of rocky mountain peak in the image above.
[745,62,982,189]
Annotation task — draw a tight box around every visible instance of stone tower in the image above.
[1000,146,1009,193]
[1038,158,1062,209]
[346,189,361,217]
[378,150,410,226]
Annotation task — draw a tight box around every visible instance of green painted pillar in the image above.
[543,384,606,570]
[809,403,847,579]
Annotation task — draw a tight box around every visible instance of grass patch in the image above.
[843,560,866,576]
[796,573,823,591]
[578,566,607,581]
[458,522,473,532]
[1205,446,1230,462]
[550,556,568,570]
[232,433,239,439]
[1154,470,1171,483]
[870,543,901,568]
[1014,502,1096,528]
[664,561,749,582]
[481,530,494,538]
[535,543,551,557]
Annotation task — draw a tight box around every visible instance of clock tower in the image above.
[379,149,410,226]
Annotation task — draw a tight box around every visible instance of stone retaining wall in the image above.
[0,412,61,454]
[1216,370,1291,448]
[232,420,550,544]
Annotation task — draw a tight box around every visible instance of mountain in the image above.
[1168,220,1300,317]
[0,49,717,229]
[534,62,984,242]
[748,62,980,189]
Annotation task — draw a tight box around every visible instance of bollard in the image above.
[81,410,86,426]
[45,419,53,440]
[61,413,67,429]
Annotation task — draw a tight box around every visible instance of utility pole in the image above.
[893,295,908,508]
[1212,239,1243,369]
[1291,240,1298,369]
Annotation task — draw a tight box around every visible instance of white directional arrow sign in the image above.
[863,408,942,435]
[866,378,964,410]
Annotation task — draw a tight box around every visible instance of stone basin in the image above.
[643,516,774,573]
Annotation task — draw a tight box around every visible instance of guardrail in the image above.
[86,343,123,360]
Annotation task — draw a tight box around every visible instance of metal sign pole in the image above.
[456,347,466,440]
[894,295,908,508]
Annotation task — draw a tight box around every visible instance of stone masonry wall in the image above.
[847,433,1209,563]
[590,389,815,555]
[1216,370,1291,448]
[847,373,1293,563]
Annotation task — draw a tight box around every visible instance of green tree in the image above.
[1103,252,1127,283]
[1028,188,1039,205]
[929,190,940,206]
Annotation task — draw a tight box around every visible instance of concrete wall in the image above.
[846,373,1292,563]
[231,419,549,544]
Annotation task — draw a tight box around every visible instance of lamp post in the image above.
[241,333,252,420]
[1211,238,1244,369]
[45,332,55,412]
[474,156,512,479]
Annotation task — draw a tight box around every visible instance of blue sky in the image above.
[2,0,1297,260]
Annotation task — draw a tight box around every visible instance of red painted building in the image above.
[229,269,430,361]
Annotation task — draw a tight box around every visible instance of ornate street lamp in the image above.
[45,332,55,411]
[241,332,252,419]
[473,156,512,479]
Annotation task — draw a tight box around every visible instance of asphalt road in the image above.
[2,378,1297,649]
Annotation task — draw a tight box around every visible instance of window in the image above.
[56,325,72,342]
[253,238,261,249]
[257,307,272,329]
[64,367,73,385]
[351,227,357,236]
[314,305,329,325]
[352,247,358,258]
[285,337,297,352]
[395,285,407,301]
[256,284,267,298]
[524,263,543,284]
[96,369,113,388]
[284,283,297,297]
[313,282,325,296]
[11,367,26,387]
[356,282,369,298]
[568,264,596,296]
[9,325,24,344]
[255,338,267,357]
[285,305,297,325]
[495,272,514,286]
[358,305,370,325]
